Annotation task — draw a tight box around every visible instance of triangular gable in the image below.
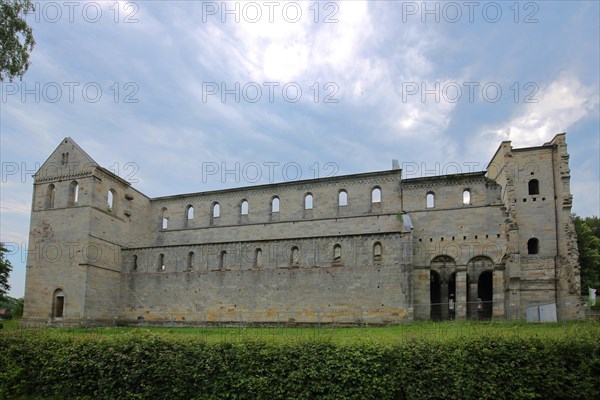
[34,137,99,182]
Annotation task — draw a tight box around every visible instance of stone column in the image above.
[468,280,478,319]
[455,267,467,319]
[492,267,506,320]
[412,266,430,320]
[440,279,449,320]
[507,261,521,320]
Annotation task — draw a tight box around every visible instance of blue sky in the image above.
[1,0,599,297]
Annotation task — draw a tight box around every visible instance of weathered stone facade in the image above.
[22,134,582,325]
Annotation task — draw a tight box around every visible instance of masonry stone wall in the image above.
[118,233,412,324]
[403,174,506,264]
[123,233,409,273]
[150,171,401,231]
[23,206,90,323]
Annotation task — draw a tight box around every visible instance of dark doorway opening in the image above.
[478,271,493,320]
[52,289,64,319]
[430,270,442,321]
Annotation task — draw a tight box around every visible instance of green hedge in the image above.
[1,332,599,399]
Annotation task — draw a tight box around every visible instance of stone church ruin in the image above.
[22,134,582,326]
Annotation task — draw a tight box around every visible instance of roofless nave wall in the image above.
[22,134,582,326]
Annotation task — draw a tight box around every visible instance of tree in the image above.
[12,297,24,317]
[0,0,36,82]
[0,242,13,301]
[573,215,600,295]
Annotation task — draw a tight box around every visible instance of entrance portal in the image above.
[430,255,457,321]
[52,289,64,319]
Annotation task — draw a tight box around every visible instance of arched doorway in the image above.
[52,289,65,319]
[430,256,456,321]
[467,256,494,318]
[478,271,493,320]
[430,270,442,321]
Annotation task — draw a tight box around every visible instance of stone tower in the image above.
[487,133,581,320]
[22,138,147,325]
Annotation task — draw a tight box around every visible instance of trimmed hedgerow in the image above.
[1,331,598,400]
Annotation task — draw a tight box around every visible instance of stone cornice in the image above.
[34,171,94,184]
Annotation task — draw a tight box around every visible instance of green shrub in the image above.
[0,330,598,400]
[0,311,13,320]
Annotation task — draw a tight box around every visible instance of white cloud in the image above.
[0,200,30,216]
[220,1,373,83]
[485,75,599,148]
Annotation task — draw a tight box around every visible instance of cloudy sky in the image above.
[1,0,599,297]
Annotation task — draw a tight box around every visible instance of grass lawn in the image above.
[0,317,20,331]
[3,318,599,343]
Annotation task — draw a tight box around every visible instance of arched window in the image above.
[373,242,382,262]
[187,251,195,269]
[338,190,348,206]
[184,205,194,228]
[333,244,342,261]
[426,192,435,208]
[212,202,220,218]
[371,187,381,203]
[47,184,56,208]
[462,189,471,205]
[271,196,280,213]
[304,193,313,210]
[527,238,539,255]
[220,250,227,269]
[255,248,262,267]
[161,208,169,229]
[69,181,79,205]
[241,200,249,215]
[528,179,539,195]
[107,189,116,213]
[158,253,165,271]
[52,289,65,319]
[290,246,299,265]
[132,255,138,271]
